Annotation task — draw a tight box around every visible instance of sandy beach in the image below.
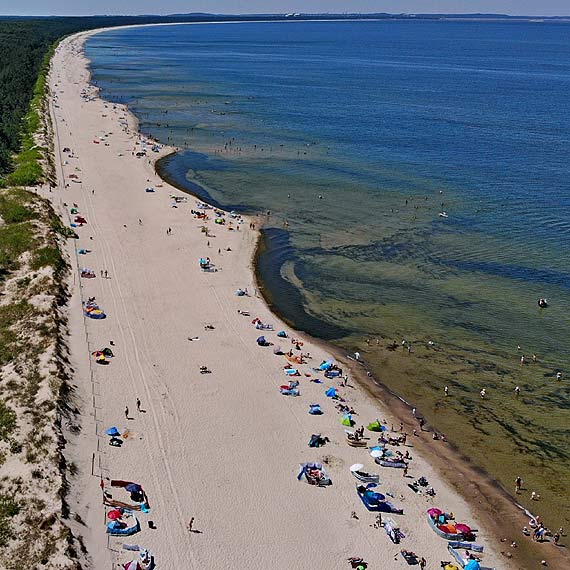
[44,29,519,570]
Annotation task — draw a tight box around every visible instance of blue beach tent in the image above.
[325,387,337,398]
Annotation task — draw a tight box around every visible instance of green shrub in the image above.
[31,246,65,272]
[0,223,36,273]
[0,400,17,441]
[0,190,37,224]
[0,495,20,547]
[0,301,33,366]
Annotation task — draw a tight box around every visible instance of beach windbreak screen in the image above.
[87,20,570,527]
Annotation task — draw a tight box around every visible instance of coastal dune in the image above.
[47,30,509,570]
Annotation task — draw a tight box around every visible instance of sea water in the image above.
[86,20,570,526]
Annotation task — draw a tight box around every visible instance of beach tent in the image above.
[308,434,326,448]
[319,360,333,371]
[367,420,386,432]
[464,561,481,570]
[340,414,353,427]
[277,331,288,338]
[309,404,323,415]
[105,427,120,437]
[325,387,337,398]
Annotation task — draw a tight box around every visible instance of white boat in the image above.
[350,463,380,484]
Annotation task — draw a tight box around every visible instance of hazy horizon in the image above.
[1,1,569,18]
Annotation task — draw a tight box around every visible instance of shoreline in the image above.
[48,24,566,570]
[151,128,565,570]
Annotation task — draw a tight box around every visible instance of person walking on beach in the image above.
[514,386,521,396]
[480,388,486,399]
[515,476,522,494]
[136,398,142,412]
[124,406,129,419]
[420,557,427,570]
[444,386,449,396]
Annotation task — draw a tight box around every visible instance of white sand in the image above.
[47,30,506,570]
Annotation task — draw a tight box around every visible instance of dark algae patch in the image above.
[255,228,348,341]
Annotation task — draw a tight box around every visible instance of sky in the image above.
[1,1,568,17]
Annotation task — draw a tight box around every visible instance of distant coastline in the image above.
[2,12,570,23]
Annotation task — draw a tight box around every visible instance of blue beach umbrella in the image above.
[105,427,120,437]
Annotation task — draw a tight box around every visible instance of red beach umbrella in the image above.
[427,508,442,517]
[107,509,122,520]
[456,523,472,534]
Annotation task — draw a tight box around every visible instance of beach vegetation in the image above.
[32,246,65,272]
[0,400,17,441]
[0,495,20,547]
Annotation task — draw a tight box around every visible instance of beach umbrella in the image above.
[125,483,142,493]
[105,427,120,437]
[464,561,480,570]
[123,561,142,570]
[273,345,282,355]
[325,387,337,398]
[370,450,383,459]
[256,336,266,344]
[427,508,442,517]
[456,523,472,534]
[350,464,364,473]
[107,509,122,520]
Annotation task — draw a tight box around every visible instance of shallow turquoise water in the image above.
[86,21,570,524]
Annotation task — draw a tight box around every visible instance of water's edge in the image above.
[156,146,545,569]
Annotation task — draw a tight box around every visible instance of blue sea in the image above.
[86,20,570,525]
